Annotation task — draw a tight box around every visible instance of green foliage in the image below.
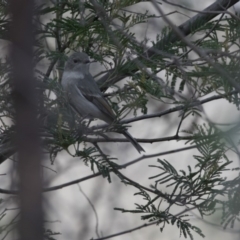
[115,124,236,238]
[76,146,118,182]
[221,174,240,229]
[43,229,61,240]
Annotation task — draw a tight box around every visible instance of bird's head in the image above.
[65,52,90,72]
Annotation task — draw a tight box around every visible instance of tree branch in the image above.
[97,0,239,88]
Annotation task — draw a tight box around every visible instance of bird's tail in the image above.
[122,131,145,153]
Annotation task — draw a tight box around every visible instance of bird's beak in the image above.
[84,60,90,64]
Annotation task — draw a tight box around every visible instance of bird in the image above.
[61,52,145,153]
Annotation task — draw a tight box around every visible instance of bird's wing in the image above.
[76,73,115,122]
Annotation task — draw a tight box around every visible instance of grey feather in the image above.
[62,52,145,153]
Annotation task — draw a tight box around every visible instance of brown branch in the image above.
[91,206,198,240]
[0,144,198,195]
[92,221,157,240]
[92,90,238,127]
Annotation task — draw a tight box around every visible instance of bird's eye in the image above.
[73,59,79,63]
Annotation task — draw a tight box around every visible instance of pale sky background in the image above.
[1,1,240,240]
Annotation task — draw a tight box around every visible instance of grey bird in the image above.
[61,52,145,153]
